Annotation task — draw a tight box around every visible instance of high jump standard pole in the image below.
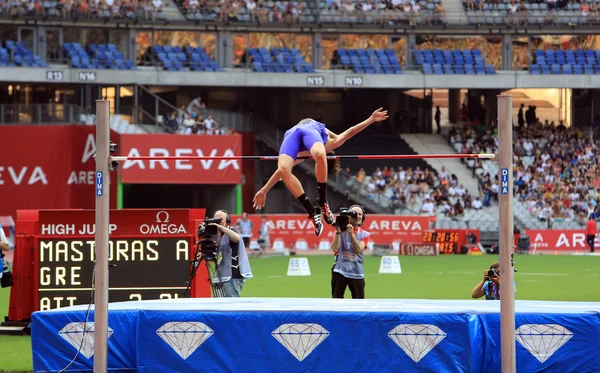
[94,100,110,373]
[498,94,516,373]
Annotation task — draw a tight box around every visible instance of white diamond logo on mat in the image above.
[515,324,573,363]
[156,322,214,360]
[58,322,114,359]
[272,323,330,362]
[388,324,446,363]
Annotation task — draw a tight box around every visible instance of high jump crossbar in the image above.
[111,153,495,162]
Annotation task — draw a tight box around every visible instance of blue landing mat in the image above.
[31,298,600,373]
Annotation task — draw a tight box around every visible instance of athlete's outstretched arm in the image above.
[252,152,309,209]
[326,108,388,151]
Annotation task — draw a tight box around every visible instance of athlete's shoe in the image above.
[320,201,335,225]
[311,208,324,236]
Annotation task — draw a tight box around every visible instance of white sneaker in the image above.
[312,213,324,236]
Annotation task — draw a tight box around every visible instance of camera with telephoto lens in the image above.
[487,268,499,277]
[334,207,358,228]
[197,217,222,259]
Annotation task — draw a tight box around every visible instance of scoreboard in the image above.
[8,208,208,322]
[37,238,192,310]
[421,229,480,254]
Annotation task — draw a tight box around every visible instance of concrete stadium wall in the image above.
[5,66,600,89]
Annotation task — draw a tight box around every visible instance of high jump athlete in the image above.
[252,107,388,236]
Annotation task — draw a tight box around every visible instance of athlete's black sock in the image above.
[317,182,327,206]
[297,193,315,216]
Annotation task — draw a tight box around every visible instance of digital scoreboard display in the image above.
[37,237,193,311]
[422,231,460,254]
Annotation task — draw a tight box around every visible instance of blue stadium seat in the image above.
[529,48,600,75]
[0,40,48,68]
[245,47,314,73]
[415,48,492,75]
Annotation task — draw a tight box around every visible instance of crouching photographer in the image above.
[471,261,501,300]
[198,210,253,297]
[331,204,371,299]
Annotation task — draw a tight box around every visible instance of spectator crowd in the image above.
[339,164,487,218]
[1,0,166,20]
[163,96,232,135]
[323,0,446,25]
[182,0,306,23]
[449,113,600,226]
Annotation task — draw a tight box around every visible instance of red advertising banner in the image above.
[230,214,433,248]
[0,125,118,221]
[525,229,600,252]
[119,134,242,184]
[36,208,205,237]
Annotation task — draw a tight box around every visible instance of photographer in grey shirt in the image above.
[330,204,371,299]
[208,210,253,297]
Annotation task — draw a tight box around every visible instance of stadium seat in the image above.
[85,44,136,70]
[530,48,600,75]
[336,48,403,74]
[0,40,48,68]
[415,49,494,75]
[247,47,314,73]
[184,46,223,72]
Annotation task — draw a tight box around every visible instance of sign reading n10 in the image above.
[345,76,363,86]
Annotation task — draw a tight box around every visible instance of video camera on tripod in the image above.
[196,217,222,260]
[333,207,358,229]
[182,216,227,298]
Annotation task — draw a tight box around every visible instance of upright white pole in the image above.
[94,100,110,373]
[497,94,516,373]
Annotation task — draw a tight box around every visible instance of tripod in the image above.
[182,239,227,298]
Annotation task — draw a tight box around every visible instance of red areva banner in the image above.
[119,134,242,184]
[525,229,600,252]
[0,125,118,220]
[230,214,433,248]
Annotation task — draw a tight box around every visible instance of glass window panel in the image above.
[361,34,388,50]
[485,37,501,68]
[201,33,216,59]
[295,35,312,63]
[110,30,128,56]
[136,31,153,64]
[340,34,359,50]
[512,37,529,70]
[232,34,247,66]
[249,33,294,49]
[391,37,406,67]
[321,35,338,69]
[0,27,17,41]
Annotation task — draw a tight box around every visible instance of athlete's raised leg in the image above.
[307,141,334,224]
[277,153,323,236]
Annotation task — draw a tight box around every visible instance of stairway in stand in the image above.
[401,133,481,196]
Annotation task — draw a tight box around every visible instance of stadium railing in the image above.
[0,104,91,125]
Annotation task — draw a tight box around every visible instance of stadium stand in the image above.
[64,43,136,70]
[1,41,48,68]
[335,48,403,74]
[530,49,600,75]
[319,0,447,25]
[338,161,501,231]
[178,0,317,23]
[448,122,599,230]
[247,48,315,73]
[414,49,496,75]
[464,0,600,25]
